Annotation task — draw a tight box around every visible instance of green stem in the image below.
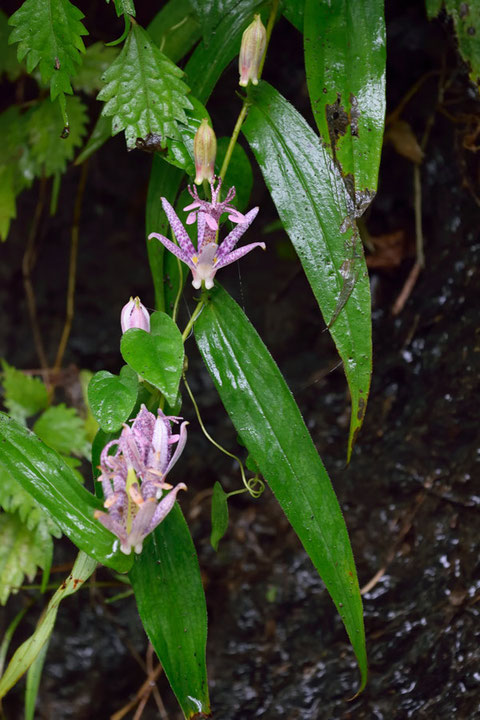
[181,297,205,342]
[219,102,250,182]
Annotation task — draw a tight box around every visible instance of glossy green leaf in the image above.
[148,0,201,64]
[0,413,133,573]
[282,0,303,31]
[216,137,253,212]
[187,0,242,43]
[185,0,269,103]
[210,481,229,551]
[243,82,371,460]
[87,366,138,433]
[0,551,96,700]
[195,285,367,690]
[304,0,386,206]
[109,0,136,17]
[120,311,184,405]
[427,1,480,84]
[129,504,210,718]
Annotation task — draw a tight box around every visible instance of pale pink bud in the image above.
[239,14,266,88]
[193,119,217,185]
[121,297,150,333]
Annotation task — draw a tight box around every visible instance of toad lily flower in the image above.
[148,178,265,290]
[94,405,187,555]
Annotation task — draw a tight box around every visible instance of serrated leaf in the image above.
[120,311,184,406]
[304,0,386,209]
[0,412,133,572]
[8,0,87,108]
[0,106,38,241]
[87,366,138,433]
[242,82,372,461]
[210,481,229,551]
[27,96,88,177]
[72,41,119,94]
[1,361,48,421]
[195,284,367,692]
[33,404,87,457]
[0,11,22,81]
[0,512,53,605]
[98,23,192,149]
[0,466,61,537]
[0,551,97,698]
[129,505,210,718]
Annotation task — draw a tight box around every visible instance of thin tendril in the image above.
[183,372,262,497]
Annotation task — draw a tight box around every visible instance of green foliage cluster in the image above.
[0,361,93,604]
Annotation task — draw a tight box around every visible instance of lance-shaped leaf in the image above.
[0,413,133,573]
[98,22,193,149]
[195,285,367,691]
[0,551,97,700]
[148,0,201,64]
[8,0,87,117]
[129,505,210,718]
[242,82,371,460]
[304,0,386,211]
[120,311,184,405]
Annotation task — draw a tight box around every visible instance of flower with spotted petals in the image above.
[148,178,265,290]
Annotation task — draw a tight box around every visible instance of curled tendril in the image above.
[246,475,265,498]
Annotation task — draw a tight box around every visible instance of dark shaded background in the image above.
[1,1,479,718]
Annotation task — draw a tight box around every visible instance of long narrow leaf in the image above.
[242,81,372,460]
[0,413,132,573]
[195,284,367,691]
[304,0,386,204]
[0,552,96,699]
[129,504,210,719]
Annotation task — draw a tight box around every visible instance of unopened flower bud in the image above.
[121,297,150,333]
[193,119,217,185]
[239,14,266,88]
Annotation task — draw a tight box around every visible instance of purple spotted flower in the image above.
[148,177,265,290]
[94,405,187,555]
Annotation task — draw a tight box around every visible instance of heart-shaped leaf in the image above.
[121,311,184,406]
[87,365,138,432]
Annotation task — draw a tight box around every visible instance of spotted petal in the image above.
[216,206,259,259]
[161,198,196,256]
[215,241,266,269]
